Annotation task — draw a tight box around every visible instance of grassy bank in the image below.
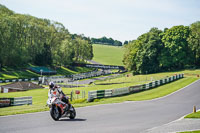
[0,66,94,80]
[185,111,200,119]
[92,44,124,66]
[0,69,199,116]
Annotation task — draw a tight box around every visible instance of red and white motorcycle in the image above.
[47,96,76,121]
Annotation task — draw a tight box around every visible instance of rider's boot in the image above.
[69,104,73,111]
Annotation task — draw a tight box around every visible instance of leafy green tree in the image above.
[91,36,122,46]
[58,39,74,66]
[73,37,93,62]
[123,28,163,73]
[124,25,199,73]
[188,21,200,67]
[0,4,94,68]
[161,25,192,69]
[34,43,52,66]
[123,40,140,72]
[124,40,129,45]
[135,28,163,73]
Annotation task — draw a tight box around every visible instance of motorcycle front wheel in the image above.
[50,106,61,121]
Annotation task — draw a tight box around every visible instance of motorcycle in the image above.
[47,96,76,121]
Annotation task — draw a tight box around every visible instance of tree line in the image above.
[91,36,123,46]
[123,22,200,74]
[0,4,93,68]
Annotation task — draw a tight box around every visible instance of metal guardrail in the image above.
[10,97,32,106]
[88,90,112,99]
[0,98,10,107]
[88,74,184,102]
[71,70,113,81]
[0,96,32,107]
[73,63,126,70]
[50,70,120,83]
[0,78,38,83]
[0,64,126,83]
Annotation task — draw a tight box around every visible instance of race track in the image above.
[0,80,200,133]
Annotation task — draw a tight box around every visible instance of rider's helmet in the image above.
[49,82,55,89]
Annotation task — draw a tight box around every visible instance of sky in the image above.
[1,0,200,42]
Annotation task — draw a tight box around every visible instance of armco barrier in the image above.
[71,70,114,81]
[0,97,32,107]
[129,85,143,92]
[0,78,39,83]
[0,98,10,107]
[10,97,32,106]
[88,90,112,100]
[0,66,125,83]
[112,87,129,96]
[88,74,184,102]
[73,63,125,70]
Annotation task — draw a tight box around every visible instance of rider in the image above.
[48,81,73,111]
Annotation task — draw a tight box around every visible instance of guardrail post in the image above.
[70,91,73,101]
[146,83,149,89]
[193,106,196,113]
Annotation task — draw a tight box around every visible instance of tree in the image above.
[124,40,129,45]
[91,36,122,46]
[123,28,163,73]
[135,28,163,73]
[161,25,192,69]
[0,4,94,68]
[123,40,140,72]
[73,37,93,62]
[57,39,74,66]
[114,40,122,46]
[188,21,200,67]
[34,43,52,66]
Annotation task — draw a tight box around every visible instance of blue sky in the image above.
[1,0,200,42]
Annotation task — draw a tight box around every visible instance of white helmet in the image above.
[49,82,55,89]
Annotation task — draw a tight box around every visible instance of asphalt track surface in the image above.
[0,80,200,133]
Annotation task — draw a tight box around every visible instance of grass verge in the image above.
[179,130,200,133]
[185,111,200,119]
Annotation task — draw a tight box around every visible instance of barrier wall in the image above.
[0,70,118,83]
[0,78,38,83]
[0,96,32,107]
[88,74,184,102]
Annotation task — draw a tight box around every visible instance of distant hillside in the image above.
[92,44,124,66]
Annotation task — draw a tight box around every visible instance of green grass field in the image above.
[92,44,124,66]
[0,69,199,116]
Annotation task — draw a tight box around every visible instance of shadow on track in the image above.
[59,118,87,122]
